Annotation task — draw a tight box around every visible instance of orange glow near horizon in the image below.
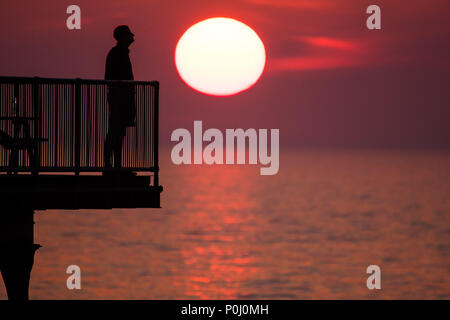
[175,17,266,96]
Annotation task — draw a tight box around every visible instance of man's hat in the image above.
[113,25,134,40]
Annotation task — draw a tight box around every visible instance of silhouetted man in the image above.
[104,25,136,168]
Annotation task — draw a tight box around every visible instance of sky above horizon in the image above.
[1,0,449,149]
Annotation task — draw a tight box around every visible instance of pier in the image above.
[0,76,162,299]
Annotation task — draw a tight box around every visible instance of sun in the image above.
[175,17,266,96]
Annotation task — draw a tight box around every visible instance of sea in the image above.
[1,149,449,299]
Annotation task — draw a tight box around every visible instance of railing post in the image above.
[74,79,81,175]
[32,77,40,175]
[153,82,159,187]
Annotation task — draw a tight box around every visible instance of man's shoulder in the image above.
[107,46,119,57]
[108,45,129,57]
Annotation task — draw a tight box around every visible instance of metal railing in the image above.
[0,76,159,185]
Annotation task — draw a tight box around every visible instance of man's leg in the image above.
[104,110,117,168]
[113,126,126,168]
[104,130,112,168]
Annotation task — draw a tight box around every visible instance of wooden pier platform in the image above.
[0,173,162,210]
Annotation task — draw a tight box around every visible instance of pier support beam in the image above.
[0,205,40,300]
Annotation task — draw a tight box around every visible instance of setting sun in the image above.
[175,17,266,96]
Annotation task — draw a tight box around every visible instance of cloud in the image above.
[300,37,359,50]
[270,36,369,71]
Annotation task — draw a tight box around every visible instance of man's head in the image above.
[113,25,135,47]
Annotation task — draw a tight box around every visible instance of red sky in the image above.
[1,0,449,148]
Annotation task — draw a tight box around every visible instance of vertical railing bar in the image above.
[74,79,81,175]
[68,84,70,168]
[64,84,67,167]
[153,82,159,186]
[143,85,147,168]
[54,85,58,167]
[151,86,153,169]
[0,84,2,166]
[135,84,138,168]
[142,85,145,167]
[94,85,97,167]
[32,77,40,174]
[100,84,103,168]
[46,83,49,168]
[86,84,90,167]
[13,83,19,172]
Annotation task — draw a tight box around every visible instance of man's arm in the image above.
[105,50,113,80]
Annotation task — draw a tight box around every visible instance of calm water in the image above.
[1,149,449,299]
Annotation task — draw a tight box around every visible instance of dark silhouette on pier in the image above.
[104,25,137,168]
[0,31,161,298]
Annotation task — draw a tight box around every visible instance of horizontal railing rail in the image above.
[0,76,159,185]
